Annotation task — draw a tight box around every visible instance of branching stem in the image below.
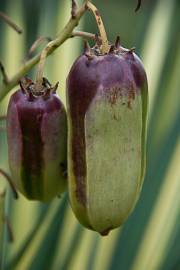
[0,1,106,100]
[71,30,100,42]
[35,1,88,89]
[26,36,52,60]
[0,1,89,101]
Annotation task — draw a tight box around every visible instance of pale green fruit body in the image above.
[67,47,148,235]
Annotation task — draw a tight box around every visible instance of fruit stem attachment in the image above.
[35,29,100,89]
[35,41,54,91]
[86,1,109,54]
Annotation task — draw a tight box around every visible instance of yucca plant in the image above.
[0,0,180,270]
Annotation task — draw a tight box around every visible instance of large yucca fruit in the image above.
[66,41,148,235]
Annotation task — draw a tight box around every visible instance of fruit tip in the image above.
[109,45,115,54]
[53,81,59,93]
[125,47,136,59]
[128,47,136,53]
[83,40,91,54]
[115,36,120,49]
[19,78,26,93]
[42,77,51,88]
[27,91,35,102]
[84,41,93,60]
[19,77,32,94]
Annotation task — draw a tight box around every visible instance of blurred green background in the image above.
[0,0,180,269]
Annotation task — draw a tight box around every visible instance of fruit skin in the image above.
[7,79,67,201]
[66,46,148,235]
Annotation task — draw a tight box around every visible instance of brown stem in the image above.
[135,0,142,12]
[0,62,9,84]
[71,30,101,42]
[86,1,109,54]
[26,36,52,60]
[35,41,53,90]
[0,11,22,34]
[0,168,18,199]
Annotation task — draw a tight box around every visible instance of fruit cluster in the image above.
[6,2,148,235]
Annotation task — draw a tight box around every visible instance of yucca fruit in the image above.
[7,77,67,201]
[66,40,148,235]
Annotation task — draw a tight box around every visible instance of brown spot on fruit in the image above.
[127,87,136,109]
[107,86,121,106]
[127,100,132,109]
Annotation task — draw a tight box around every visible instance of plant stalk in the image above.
[0,3,88,101]
[86,1,109,54]
[0,11,22,34]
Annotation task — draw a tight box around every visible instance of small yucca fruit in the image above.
[7,77,67,202]
[66,39,148,235]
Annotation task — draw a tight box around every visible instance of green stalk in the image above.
[0,3,88,101]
